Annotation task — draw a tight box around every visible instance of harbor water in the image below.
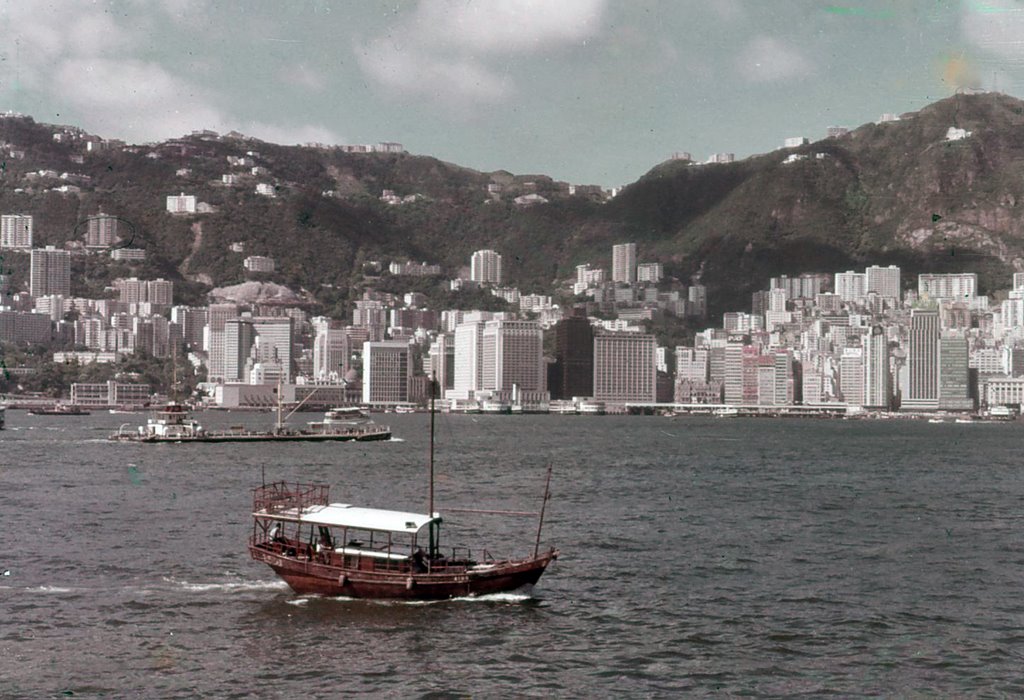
[2,412,1023,697]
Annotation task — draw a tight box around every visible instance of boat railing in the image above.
[253,481,329,514]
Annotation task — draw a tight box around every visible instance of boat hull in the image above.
[109,428,392,443]
[251,546,557,600]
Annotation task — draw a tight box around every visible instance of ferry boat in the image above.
[480,400,511,414]
[249,384,558,600]
[110,403,391,443]
[28,403,91,416]
[577,400,606,415]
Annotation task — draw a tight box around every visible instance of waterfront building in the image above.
[71,380,150,407]
[427,332,456,393]
[450,321,486,400]
[592,331,656,403]
[1,214,33,249]
[676,347,710,383]
[904,309,940,410]
[312,319,350,381]
[612,243,637,284]
[551,309,594,400]
[29,246,71,297]
[863,324,891,409]
[723,342,745,405]
[839,347,865,407]
[470,249,502,285]
[205,303,239,382]
[362,340,411,404]
[938,335,974,410]
[481,319,546,403]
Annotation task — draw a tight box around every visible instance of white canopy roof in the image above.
[259,503,440,534]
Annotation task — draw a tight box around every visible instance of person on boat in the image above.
[411,548,428,573]
[269,524,283,543]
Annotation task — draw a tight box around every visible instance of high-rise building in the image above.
[113,278,173,306]
[1,214,33,249]
[724,342,744,405]
[166,193,197,214]
[85,213,119,248]
[839,347,865,406]
[312,319,350,381]
[834,271,867,303]
[206,303,240,382]
[676,347,709,383]
[480,319,546,403]
[593,331,656,403]
[612,243,637,284]
[428,332,455,393]
[864,324,891,409]
[29,246,70,297]
[171,306,208,349]
[250,317,294,384]
[551,309,594,399]
[904,308,940,410]
[866,265,901,303]
[938,336,973,410]
[362,341,411,404]
[353,299,386,342]
[470,249,502,285]
[450,321,486,400]
[918,273,977,302]
[223,318,255,382]
[636,262,662,283]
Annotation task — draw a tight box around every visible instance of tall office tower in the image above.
[251,317,293,383]
[312,319,350,381]
[918,273,977,301]
[723,343,744,404]
[171,306,208,349]
[1,214,33,249]
[904,308,940,410]
[866,265,901,304]
[551,309,594,399]
[450,321,486,400]
[470,249,503,285]
[29,246,71,297]
[206,303,240,382]
[751,290,771,317]
[863,324,891,409]
[592,331,656,403]
[85,213,119,248]
[636,262,663,284]
[353,299,386,342]
[772,351,793,405]
[834,271,867,303]
[223,318,256,382]
[611,243,637,284]
[839,347,865,406]
[938,336,973,410]
[362,341,411,404]
[480,319,546,401]
[676,347,710,383]
[427,333,456,392]
[708,346,726,384]
[147,279,173,306]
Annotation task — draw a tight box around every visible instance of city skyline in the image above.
[3,2,1024,185]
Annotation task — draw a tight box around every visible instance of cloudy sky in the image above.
[1,1,1023,186]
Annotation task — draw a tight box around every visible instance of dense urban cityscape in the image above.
[1,205,1020,418]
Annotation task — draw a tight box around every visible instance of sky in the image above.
[1,1,1024,187]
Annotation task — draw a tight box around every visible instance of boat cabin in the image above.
[251,482,451,574]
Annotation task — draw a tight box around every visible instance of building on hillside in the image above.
[470,249,502,285]
[30,246,70,297]
[1,214,33,249]
[612,243,637,284]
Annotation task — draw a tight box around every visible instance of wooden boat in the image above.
[248,382,558,600]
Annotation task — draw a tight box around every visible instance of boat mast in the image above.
[276,376,283,433]
[429,373,435,518]
[533,463,553,558]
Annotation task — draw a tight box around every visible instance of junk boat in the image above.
[109,402,391,443]
[248,382,558,600]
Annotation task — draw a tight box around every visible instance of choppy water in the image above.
[2,411,1023,697]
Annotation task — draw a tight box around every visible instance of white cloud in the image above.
[244,121,342,146]
[735,36,815,82]
[357,0,606,109]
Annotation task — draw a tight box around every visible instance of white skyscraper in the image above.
[362,341,411,404]
[312,319,350,381]
[864,325,891,409]
[865,265,901,303]
[834,271,867,303]
[480,319,547,403]
[1,214,33,249]
[612,243,637,284]
[449,321,486,400]
[470,249,502,285]
[918,273,977,302]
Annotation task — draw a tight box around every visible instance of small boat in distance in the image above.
[0,403,5,429]
[249,379,558,600]
[28,403,91,416]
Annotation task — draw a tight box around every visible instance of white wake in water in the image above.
[162,576,289,593]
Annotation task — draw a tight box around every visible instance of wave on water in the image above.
[162,577,289,593]
[26,585,75,594]
[388,437,405,442]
